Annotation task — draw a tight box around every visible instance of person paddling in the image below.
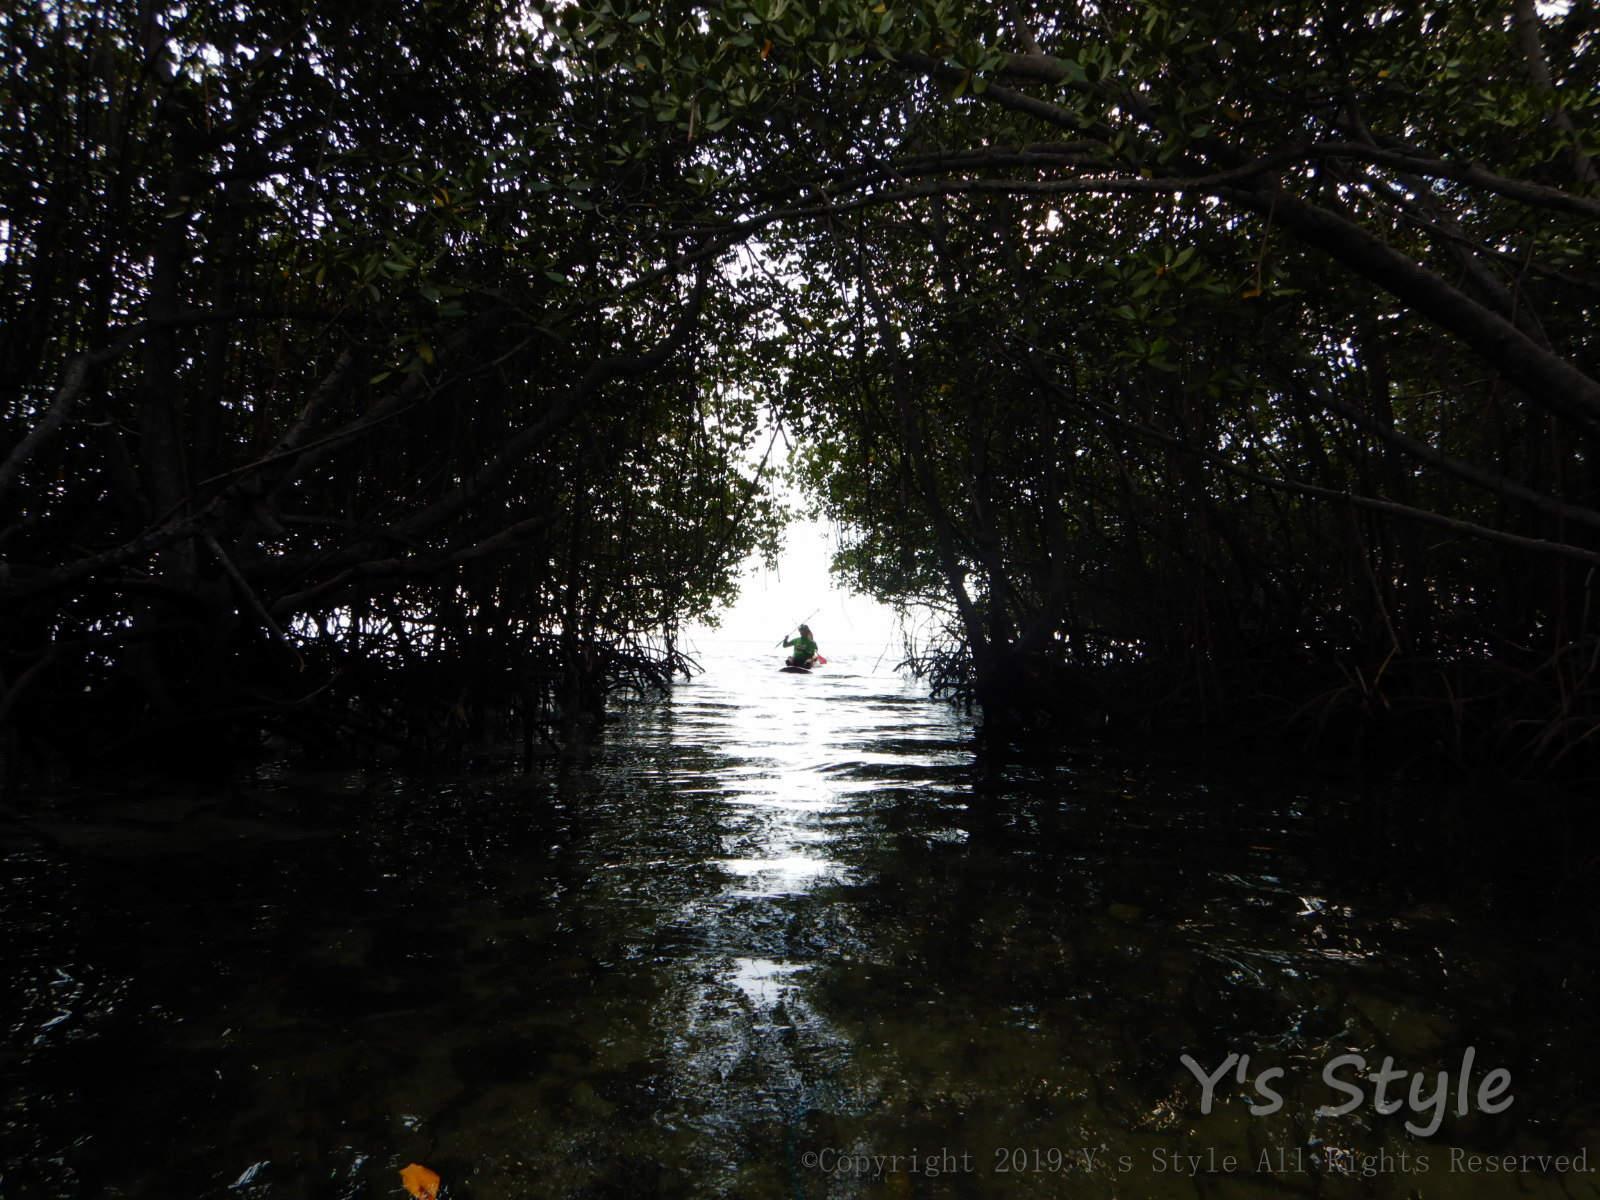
[782,624,819,669]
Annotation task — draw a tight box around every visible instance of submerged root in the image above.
[895,625,1600,786]
[0,620,701,785]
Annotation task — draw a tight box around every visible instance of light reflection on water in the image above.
[2,639,1599,1198]
[634,642,963,1197]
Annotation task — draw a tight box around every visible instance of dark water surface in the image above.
[5,640,1599,1198]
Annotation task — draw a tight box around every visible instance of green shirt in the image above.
[784,634,818,659]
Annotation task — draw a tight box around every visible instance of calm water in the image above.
[4,639,1598,1198]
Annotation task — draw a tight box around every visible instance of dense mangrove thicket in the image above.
[3,0,1597,784]
[0,0,788,778]
[765,1,1600,778]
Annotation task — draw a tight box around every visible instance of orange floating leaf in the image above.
[400,1163,441,1200]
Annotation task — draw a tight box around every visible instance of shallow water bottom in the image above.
[3,643,1598,1198]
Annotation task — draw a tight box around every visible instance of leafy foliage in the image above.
[3,0,1597,779]
[0,0,782,770]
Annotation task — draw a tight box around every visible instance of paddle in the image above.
[775,609,819,648]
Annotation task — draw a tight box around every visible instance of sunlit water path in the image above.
[4,640,1599,1198]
